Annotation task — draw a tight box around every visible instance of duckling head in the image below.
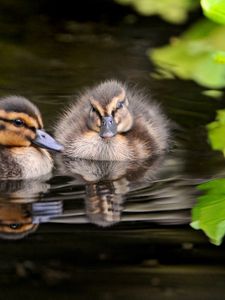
[0,96,63,151]
[87,80,133,139]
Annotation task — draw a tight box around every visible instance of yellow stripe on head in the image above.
[0,131,31,147]
[90,97,105,116]
[0,110,38,147]
[37,115,43,128]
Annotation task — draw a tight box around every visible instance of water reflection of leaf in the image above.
[207,110,225,155]
[150,19,225,89]
[115,0,198,24]
[202,89,223,98]
[191,179,225,245]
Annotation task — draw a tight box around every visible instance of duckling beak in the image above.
[99,116,117,138]
[33,129,64,152]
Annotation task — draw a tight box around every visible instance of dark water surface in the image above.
[0,2,225,299]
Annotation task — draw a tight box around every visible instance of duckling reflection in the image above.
[0,201,39,240]
[0,175,50,202]
[0,178,63,239]
[56,155,164,227]
[85,180,125,227]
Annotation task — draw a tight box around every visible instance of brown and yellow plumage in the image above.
[55,80,170,161]
[0,96,63,179]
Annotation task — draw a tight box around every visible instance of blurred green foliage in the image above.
[201,0,225,24]
[116,0,225,25]
[149,19,225,89]
[116,0,225,89]
[207,110,225,155]
[115,0,198,24]
[115,0,225,244]
[191,179,225,245]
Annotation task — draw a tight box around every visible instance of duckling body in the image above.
[0,146,52,179]
[55,80,169,161]
[0,96,63,179]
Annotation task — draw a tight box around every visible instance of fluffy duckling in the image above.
[55,80,169,161]
[0,96,63,179]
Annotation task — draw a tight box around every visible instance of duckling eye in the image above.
[116,101,124,109]
[91,106,101,117]
[12,119,24,127]
[9,223,22,230]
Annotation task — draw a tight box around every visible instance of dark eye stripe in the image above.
[0,117,36,131]
[91,106,102,119]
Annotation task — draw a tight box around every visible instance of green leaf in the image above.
[191,179,225,245]
[150,19,225,88]
[201,0,225,24]
[207,110,225,155]
[115,0,199,24]
[213,51,225,64]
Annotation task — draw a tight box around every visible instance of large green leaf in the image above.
[115,0,198,24]
[150,19,225,88]
[191,179,225,245]
[201,0,225,24]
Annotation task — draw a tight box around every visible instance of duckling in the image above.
[55,80,169,161]
[0,96,63,179]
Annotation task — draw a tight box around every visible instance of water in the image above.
[0,2,225,299]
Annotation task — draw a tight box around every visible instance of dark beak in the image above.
[99,116,117,138]
[32,129,64,152]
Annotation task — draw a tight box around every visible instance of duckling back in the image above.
[55,80,169,161]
